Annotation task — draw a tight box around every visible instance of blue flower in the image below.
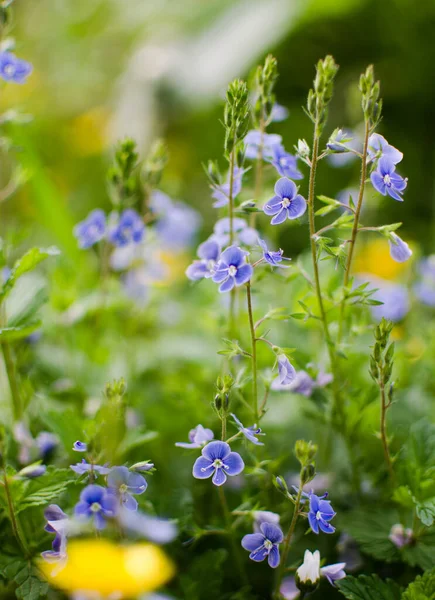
[370,157,407,201]
[108,209,145,247]
[107,466,147,511]
[258,238,290,267]
[211,167,244,208]
[155,200,201,250]
[74,484,118,529]
[368,133,402,165]
[192,440,244,486]
[212,246,253,293]
[267,144,303,180]
[211,217,258,248]
[306,491,336,534]
[73,441,87,452]
[277,355,296,385]
[70,459,110,477]
[369,277,410,322]
[231,414,265,446]
[270,103,289,122]
[36,432,58,458]
[264,178,307,224]
[176,424,214,449]
[0,51,32,84]
[186,240,221,281]
[244,130,282,160]
[241,522,283,568]
[326,129,353,153]
[414,256,435,306]
[253,510,280,533]
[18,463,46,478]
[272,370,314,395]
[73,209,106,249]
[388,233,412,263]
[42,504,68,563]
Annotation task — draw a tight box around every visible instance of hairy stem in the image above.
[246,282,258,421]
[228,148,236,338]
[380,381,395,483]
[218,486,248,586]
[275,483,303,596]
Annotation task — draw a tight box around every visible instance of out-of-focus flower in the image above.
[241,522,283,568]
[305,491,336,534]
[211,217,258,248]
[326,129,353,153]
[175,424,214,449]
[211,167,244,208]
[70,107,110,156]
[108,209,145,247]
[369,277,410,322]
[39,539,174,597]
[230,414,265,446]
[389,233,412,263]
[327,130,360,167]
[267,144,303,180]
[277,355,296,385]
[117,508,177,544]
[258,238,290,267]
[253,510,280,533]
[354,239,407,280]
[0,51,32,84]
[370,157,407,201]
[108,467,148,511]
[74,209,106,249]
[321,562,346,585]
[271,369,332,395]
[17,463,46,478]
[70,459,110,477]
[264,178,306,224]
[192,440,244,486]
[186,240,220,281]
[280,577,300,599]
[389,523,414,548]
[270,103,289,122]
[367,134,403,165]
[42,505,69,563]
[155,200,200,251]
[36,433,58,458]
[415,255,435,306]
[73,441,87,452]
[130,461,155,473]
[244,130,282,160]
[212,246,253,293]
[74,485,118,530]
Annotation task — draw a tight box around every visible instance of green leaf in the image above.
[416,498,435,527]
[337,574,402,600]
[0,247,60,301]
[118,429,158,456]
[402,568,435,600]
[338,509,400,562]
[0,321,41,342]
[15,467,75,514]
[0,559,48,600]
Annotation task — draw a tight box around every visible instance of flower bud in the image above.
[17,463,46,479]
[296,550,320,593]
[130,461,155,473]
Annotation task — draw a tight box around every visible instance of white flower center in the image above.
[206,259,216,270]
[264,539,273,551]
[282,197,291,208]
[213,459,223,469]
[228,265,237,277]
[4,64,15,76]
[383,174,391,186]
[119,484,128,494]
[279,157,287,166]
[315,510,322,520]
[90,502,102,513]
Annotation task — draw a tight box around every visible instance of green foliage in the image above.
[180,549,229,600]
[402,568,435,600]
[337,574,402,600]
[0,247,60,302]
[0,558,48,600]
[0,322,41,342]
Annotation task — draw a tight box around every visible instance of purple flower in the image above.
[258,238,290,267]
[108,209,145,247]
[117,507,178,544]
[18,463,46,478]
[321,562,347,585]
[42,504,68,563]
[280,577,300,599]
[414,256,435,306]
[270,103,289,122]
[211,217,258,248]
[212,246,253,293]
[130,461,155,472]
[36,432,58,458]
[327,129,353,153]
[264,178,307,225]
[70,459,110,477]
[244,130,282,160]
[192,440,244,486]
[176,424,214,449]
[73,209,106,249]
[389,523,414,548]
[369,278,410,322]
[277,355,296,385]
[306,491,336,534]
[272,370,314,395]
[73,441,87,452]
[241,522,283,568]
[368,134,403,165]
[155,200,200,250]
[389,233,412,263]
[74,484,118,529]
[370,157,407,201]
[267,144,303,180]
[211,167,244,208]
[231,414,265,446]
[107,466,147,511]
[186,240,221,281]
[0,51,32,84]
[253,510,280,533]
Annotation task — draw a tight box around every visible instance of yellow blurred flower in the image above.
[69,107,110,156]
[153,250,189,286]
[39,539,174,598]
[353,238,410,280]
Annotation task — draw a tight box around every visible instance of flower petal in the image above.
[287,195,307,219]
[219,277,235,293]
[268,545,280,568]
[241,533,265,552]
[308,512,319,534]
[261,522,283,544]
[271,208,288,225]
[203,440,230,461]
[122,493,138,511]
[319,520,335,534]
[224,452,244,476]
[263,196,283,216]
[212,468,227,486]
[197,240,220,261]
[219,245,246,268]
[274,178,297,199]
[192,456,213,479]
[234,264,253,286]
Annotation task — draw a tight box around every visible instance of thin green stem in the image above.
[218,486,248,586]
[275,483,303,596]
[221,413,227,441]
[380,381,395,484]
[246,282,258,421]
[0,456,29,557]
[2,342,22,421]
[228,147,236,338]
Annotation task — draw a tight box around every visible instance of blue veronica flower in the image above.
[18,463,46,478]
[244,130,282,160]
[0,51,32,84]
[326,129,355,153]
[107,466,147,511]
[155,200,201,250]
[74,484,118,530]
[370,157,407,201]
[241,522,283,568]
[272,369,314,395]
[186,240,221,281]
[117,507,178,544]
[258,238,290,267]
[36,432,58,458]
[73,209,106,249]
[73,440,87,452]
[368,277,410,322]
[267,144,303,180]
[388,233,412,263]
[192,440,244,486]
[108,209,145,247]
[231,414,265,446]
[70,459,110,477]
[321,562,347,586]
[368,133,403,165]
[304,491,336,534]
[211,217,258,248]
[277,355,296,385]
[176,424,214,449]
[270,103,289,122]
[211,167,244,208]
[253,510,280,533]
[414,256,435,306]
[212,246,253,293]
[264,178,307,224]
[280,577,300,599]
[42,504,68,563]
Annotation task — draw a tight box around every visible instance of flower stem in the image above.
[337,119,370,342]
[274,483,303,596]
[228,147,236,338]
[380,381,395,483]
[246,282,258,421]
[1,342,22,421]
[221,414,227,441]
[218,486,248,586]
[0,454,29,557]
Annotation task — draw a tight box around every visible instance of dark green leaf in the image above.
[337,574,402,600]
[402,568,435,600]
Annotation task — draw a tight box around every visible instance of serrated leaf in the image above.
[0,247,60,301]
[0,559,48,600]
[0,321,41,342]
[402,568,435,600]
[338,509,400,562]
[15,467,75,514]
[416,498,435,527]
[337,574,402,600]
